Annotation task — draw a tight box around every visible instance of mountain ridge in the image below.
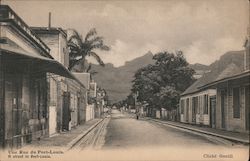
[90,50,244,103]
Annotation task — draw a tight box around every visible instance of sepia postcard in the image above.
[0,0,249,160]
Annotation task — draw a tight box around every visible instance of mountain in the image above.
[188,63,210,71]
[208,50,244,74]
[188,63,210,79]
[90,50,244,103]
[90,52,154,103]
[182,50,244,96]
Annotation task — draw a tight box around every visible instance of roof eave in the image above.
[199,70,250,89]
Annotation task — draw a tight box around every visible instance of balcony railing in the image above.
[0,5,50,54]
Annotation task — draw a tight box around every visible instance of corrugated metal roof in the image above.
[181,60,244,96]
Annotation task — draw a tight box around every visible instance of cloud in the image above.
[87,39,161,67]
[184,37,244,65]
[3,0,248,66]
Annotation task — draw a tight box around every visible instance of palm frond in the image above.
[68,30,83,47]
[85,28,97,41]
[88,51,105,66]
[67,42,80,50]
[88,36,103,44]
[100,45,110,51]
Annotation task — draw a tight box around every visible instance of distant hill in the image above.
[188,63,210,79]
[90,51,154,103]
[182,50,244,96]
[208,50,244,74]
[89,50,244,103]
[188,63,210,71]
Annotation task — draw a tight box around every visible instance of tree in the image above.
[130,51,195,118]
[67,28,110,71]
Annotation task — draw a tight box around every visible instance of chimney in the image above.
[48,12,51,29]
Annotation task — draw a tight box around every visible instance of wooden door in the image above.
[62,92,70,131]
[221,91,226,129]
[77,97,80,125]
[5,74,22,148]
[185,98,189,122]
[245,86,249,131]
[192,97,198,123]
[210,96,216,128]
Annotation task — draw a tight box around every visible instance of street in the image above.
[75,109,247,150]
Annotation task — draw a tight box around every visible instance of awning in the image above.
[0,37,85,87]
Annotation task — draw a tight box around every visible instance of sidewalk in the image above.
[25,118,103,149]
[147,118,249,144]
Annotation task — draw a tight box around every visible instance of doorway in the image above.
[192,97,198,123]
[245,86,249,131]
[49,106,57,136]
[221,90,226,129]
[62,92,70,131]
[210,96,216,128]
[4,73,22,148]
[185,98,189,122]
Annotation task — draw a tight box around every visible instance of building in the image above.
[180,90,217,126]
[179,17,250,132]
[73,73,95,121]
[96,87,107,118]
[32,27,87,132]
[0,5,76,148]
[198,6,250,133]
[200,71,249,133]
[179,59,244,127]
[31,27,69,135]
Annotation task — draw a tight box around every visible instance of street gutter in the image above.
[148,118,249,145]
[66,118,105,150]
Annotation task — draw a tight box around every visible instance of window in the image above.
[203,95,208,114]
[233,87,240,118]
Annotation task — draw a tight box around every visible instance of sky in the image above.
[2,0,249,67]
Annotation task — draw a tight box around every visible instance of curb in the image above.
[66,118,105,150]
[148,118,249,145]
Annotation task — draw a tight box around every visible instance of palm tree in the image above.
[67,28,110,71]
